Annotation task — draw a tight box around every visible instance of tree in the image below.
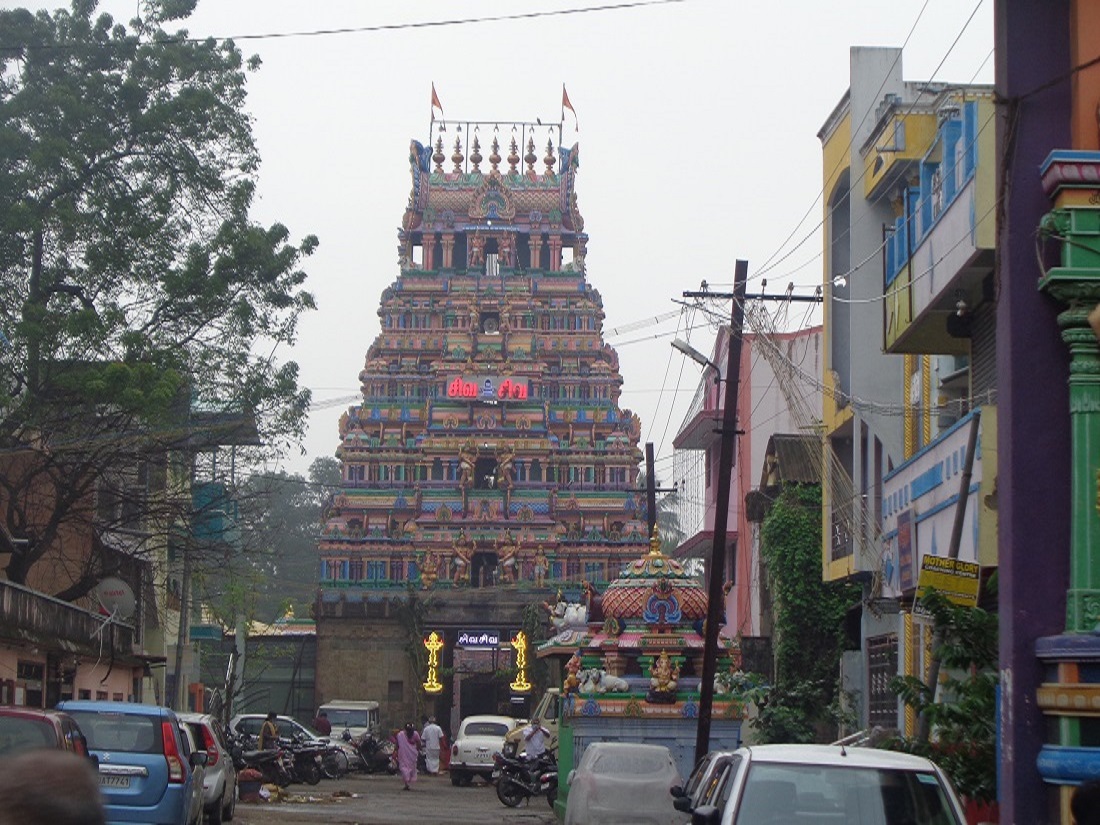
[0,1,317,596]
[754,484,859,743]
[887,583,998,805]
[220,457,340,622]
[635,470,685,552]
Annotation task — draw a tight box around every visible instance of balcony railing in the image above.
[0,579,136,657]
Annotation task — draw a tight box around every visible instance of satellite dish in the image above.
[94,577,136,621]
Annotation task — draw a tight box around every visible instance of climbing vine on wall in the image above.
[396,585,435,720]
[755,484,860,743]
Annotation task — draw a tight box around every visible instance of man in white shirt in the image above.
[521,716,551,778]
[421,716,445,775]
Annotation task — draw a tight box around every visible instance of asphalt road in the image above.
[231,772,558,825]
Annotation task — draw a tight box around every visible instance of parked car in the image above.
[230,712,356,774]
[449,714,522,786]
[564,741,682,825]
[671,750,739,819]
[179,712,237,824]
[0,706,93,758]
[57,700,207,825]
[688,744,967,825]
[178,722,207,825]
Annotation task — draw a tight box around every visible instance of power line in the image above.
[7,0,685,52]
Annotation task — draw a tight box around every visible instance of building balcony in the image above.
[882,96,996,355]
[0,579,136,659]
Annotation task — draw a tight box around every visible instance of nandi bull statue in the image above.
[544,590,589,633]
[576,668,631,694]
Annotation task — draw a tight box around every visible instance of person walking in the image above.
[395,721,422,790]
[259,711,280,750]
[313,710,332,736]
[421,716,444,775]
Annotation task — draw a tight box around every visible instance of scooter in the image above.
[492,750,558,809]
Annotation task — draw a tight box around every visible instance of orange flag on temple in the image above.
[562,84,578,132]
[431,83,444,121]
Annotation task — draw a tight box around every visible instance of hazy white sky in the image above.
[21,0,995,477]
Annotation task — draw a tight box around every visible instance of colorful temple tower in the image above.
[315,114,650,730]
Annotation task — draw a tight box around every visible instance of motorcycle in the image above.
[285,738,325,785]
[238,745,295,788]
[342,728,398,774]
[492,751,558,809]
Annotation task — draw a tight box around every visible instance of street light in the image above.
[671,339,721,380]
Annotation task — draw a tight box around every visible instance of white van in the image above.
[319,699,380,740]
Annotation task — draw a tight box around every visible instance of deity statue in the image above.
[418,551,440,590]
[458,441,477,489]
[646,650,680,703]
[496,531,518,584]
[533,545,549,588]
[452,531,473,586]
[563,649,583,695]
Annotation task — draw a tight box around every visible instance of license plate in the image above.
[100,775,131,788]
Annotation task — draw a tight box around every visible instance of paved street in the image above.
[231,772,558,825]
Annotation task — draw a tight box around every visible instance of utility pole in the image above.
[690,259,748,764]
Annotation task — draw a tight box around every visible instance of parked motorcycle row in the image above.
[225,726,401,788]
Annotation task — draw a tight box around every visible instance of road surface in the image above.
[231,772,558,825]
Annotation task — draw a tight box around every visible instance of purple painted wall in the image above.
[995,1,1072,821]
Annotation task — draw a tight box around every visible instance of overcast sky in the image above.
[17,0,995,478]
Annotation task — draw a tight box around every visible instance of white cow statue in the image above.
[577,668,631,694]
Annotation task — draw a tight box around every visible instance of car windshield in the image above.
[735,763,961,825]
[463,722,509,738]
[65,711,161,755]
[0,717,56,753]
[325,710,372,729]
[583,746,671,777]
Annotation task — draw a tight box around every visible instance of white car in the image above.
[564,742,682,825]
[689,744,967,825]
[449,714,522,786]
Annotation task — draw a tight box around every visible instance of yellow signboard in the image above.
[917,556,981,607]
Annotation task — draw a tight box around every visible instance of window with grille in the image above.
[867,633,899,727]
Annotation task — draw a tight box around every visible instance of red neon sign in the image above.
[446,377,528,400]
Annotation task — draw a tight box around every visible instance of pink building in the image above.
[673,324,823,643]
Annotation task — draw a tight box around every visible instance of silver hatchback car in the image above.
[179,713,238,824]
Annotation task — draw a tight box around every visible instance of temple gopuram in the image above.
[314,111,650,732]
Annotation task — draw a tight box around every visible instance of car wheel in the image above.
[458,773,473,787]
[222,786,236,822]
[451,771,464,786]
[207,801,223,825]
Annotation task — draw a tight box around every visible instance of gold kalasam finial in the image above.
[649,525,663,556]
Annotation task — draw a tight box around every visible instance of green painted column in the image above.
[1043,283,1100,631]
[1039,153,1100,632]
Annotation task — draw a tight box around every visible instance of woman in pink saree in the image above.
[395,722,422,790]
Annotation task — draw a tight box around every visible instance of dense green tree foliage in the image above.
[0,1,316,593]
[887,583,998,803]
[754,484,859,743]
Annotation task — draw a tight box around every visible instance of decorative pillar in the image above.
[548,234,562,272]
[1035,150,1100,804]
[441,233,454,270]
[422,232,436,271]
[529,234,543,271]
[1038,152,1100,631]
